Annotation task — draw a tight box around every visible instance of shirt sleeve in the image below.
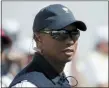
[11,80,37,87]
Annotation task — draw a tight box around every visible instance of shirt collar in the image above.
[27,52,63,79]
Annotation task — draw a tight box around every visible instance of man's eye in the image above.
[71,30,80,34]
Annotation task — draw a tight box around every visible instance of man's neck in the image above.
[42,54,66,74]
[32,52,66,79]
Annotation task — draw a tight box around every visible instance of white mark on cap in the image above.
[62,8,69,13]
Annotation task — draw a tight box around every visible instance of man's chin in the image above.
[65,56,73,62]
[59,55,73,63]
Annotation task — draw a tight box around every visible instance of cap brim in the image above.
[72,21,87,31]
[48,13,87,31]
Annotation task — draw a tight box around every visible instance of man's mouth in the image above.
[62,49,74,53]
[61,48,75,56]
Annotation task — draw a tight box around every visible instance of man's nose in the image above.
[65,37,75,46]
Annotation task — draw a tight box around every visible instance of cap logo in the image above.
[62,7,69,13]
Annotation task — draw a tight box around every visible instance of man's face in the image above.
[36,24,79,63]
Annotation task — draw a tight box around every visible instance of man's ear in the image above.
[33,33,41,42]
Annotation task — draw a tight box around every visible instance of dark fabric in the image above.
[9,52,70,87]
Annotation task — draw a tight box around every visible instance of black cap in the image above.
[33,4,87,32]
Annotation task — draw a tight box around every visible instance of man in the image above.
[0,29,12,87]
[9,4,87,87]
[1,29,12,76]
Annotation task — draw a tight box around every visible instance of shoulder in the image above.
[12,80,37,87]
[11,72,46,87]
